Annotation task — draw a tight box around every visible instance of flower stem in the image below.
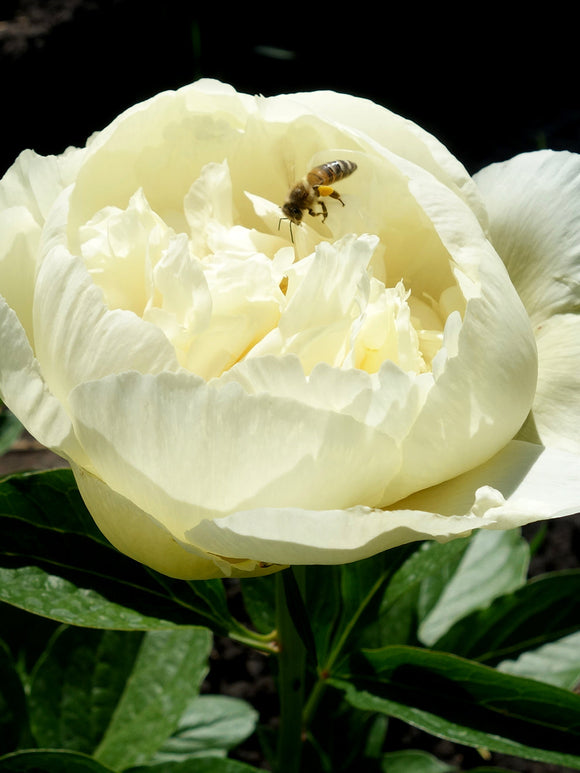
[275,566,307,773]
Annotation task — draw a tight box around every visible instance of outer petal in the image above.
[518,314,580,453]
[67,370,401,533]
[369,160,537,503]
[0,296,86,464]
[0,147,85,224]
[474,150,580,325]
[71,465,281,580]
[186,441,580,565]
[475,150,580,452]
[0,207,40,343]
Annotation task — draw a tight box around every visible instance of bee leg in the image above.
[308,200,328,222]
[314,184,345,208]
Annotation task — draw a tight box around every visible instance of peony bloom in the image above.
[0,80,578,579]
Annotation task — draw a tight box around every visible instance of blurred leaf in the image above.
[433,570,580,664]
[281,567,316,663]
[240,576,276,634]
[497,629,580,689]
[0,405,23,456]
[128,758,261,772]
[93,628,212,770]
[332,645,580,769]
[0,636,27,755]
[152,695,258,763]
[0,601,59,681]
[380,749,456,773]
[0,750,116,772]
[418,529,529,646]
[304,564,342,661]
[380,750,516,773]
[0,470,234,633]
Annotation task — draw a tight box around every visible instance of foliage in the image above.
[0,468,579,772]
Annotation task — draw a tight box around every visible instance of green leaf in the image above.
[380,749,456,773]
[355,540,469,651]
[0,636,27,754]
[28,627,143,752]
[0,750,116,772]
[332,645,580,769]
[28,626,212,769]
[0,470,234,633]
[418,529,529,646]
[331,546,418,658]
[0,405,23,456]
[153,695,258,762]
[433,570,580,664]
[301,564,342,663]
[240,576,276,635]
[282,567,316,662]
[385,539,470,611]
[93,628,212,770]
[497,629,580,689]
[128,758,261,772]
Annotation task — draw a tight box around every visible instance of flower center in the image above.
[79,161,460,381]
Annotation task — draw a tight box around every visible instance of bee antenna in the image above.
[278,216,294,244]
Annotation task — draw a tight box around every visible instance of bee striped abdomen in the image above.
[307,160,357,187]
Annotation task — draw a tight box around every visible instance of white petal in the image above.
[65,82,255,242]
[0,147,85,225]
[0,296,86,464]
[0,206,40,342]
[374,168,538,503]
[272,89,487,226]
[187,441,580,565]
[72,464,282,580]
[67,370,400,536]
[518,313,580,453]
[474,150,580,325]
[33,246,179,406]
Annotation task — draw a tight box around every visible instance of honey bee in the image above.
[280,160,358,236]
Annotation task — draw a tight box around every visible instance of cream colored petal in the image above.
[518,313,580,453]
[65,82,256,248]
[33,246,179,406]
[187,441,580,566]
[0,147,85,225]
[374,165,538,504]
[0,296,86,464]
[474,150,580,325]
[67,370,401,536]
[71,464,282,580]
[273,89,487,226]
[0,206,40,343]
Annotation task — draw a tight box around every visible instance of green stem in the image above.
[275,566,307,773]
[228,622,279,654]
[303,570,388,728]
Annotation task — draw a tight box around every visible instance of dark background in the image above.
[2,3,580,771]
[2,0,579,178]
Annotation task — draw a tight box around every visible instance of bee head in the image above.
[281,202,303,224]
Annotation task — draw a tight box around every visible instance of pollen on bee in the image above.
[316,185,335,197]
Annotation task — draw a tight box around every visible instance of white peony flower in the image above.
[0,79,578,579]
